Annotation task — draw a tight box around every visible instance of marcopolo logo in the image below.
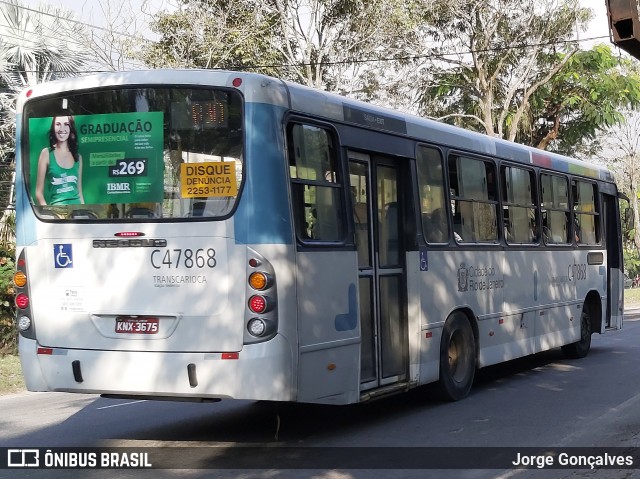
[107,182,131,193]
[8,449,39,467]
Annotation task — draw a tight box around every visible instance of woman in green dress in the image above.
[35,115,84,205]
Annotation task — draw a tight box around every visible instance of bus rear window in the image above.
[22,87,243,221]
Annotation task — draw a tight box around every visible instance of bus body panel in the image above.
[14,112,36,249]
[25,232,244,352]
[296,250,360,404]
[234,102,292,245]
[406,250,423,384]
[18,334,294,401]
[14,70,291,113]
[609,268,625,329]
[419,247,606,369]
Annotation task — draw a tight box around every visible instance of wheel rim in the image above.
[448,330,467,382]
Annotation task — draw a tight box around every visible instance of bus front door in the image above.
[604,193,624,329]
[349,151,408,392]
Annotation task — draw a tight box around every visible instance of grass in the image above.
[0,354,25,395]
[625,287,640,308]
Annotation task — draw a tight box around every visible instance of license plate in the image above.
[115,316,159,334]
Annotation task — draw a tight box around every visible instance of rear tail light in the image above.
[248,272,270,290]
[248,295,268,314]
[247,318,267,336]
[17,316,31,331]
[13,271,27,288]
[14,249,35,338]
[245,252,277,343]
[15,293,29,309]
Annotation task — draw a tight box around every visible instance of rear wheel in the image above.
[437,312,476,401]
[562,302,592,359]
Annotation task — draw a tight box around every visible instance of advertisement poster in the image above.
[29,112,164,205]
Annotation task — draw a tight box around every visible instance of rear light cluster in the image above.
[244,252,277,344]
[13,250,35,339]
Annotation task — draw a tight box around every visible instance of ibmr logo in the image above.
[107,182,131,192]
[8,449,39,467]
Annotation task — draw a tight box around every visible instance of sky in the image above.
[19,0,170,41]
[581,0,614,45]
[18,0,614,44]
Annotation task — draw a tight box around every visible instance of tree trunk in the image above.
[631,174,640,260]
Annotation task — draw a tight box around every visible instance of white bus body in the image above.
[14,70,623,404]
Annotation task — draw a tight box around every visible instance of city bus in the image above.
[13,70,624,404]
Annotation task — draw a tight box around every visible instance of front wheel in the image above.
[437,312,476,401]
[562,303,592,359]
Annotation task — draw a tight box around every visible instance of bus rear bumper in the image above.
[18,335,294,401]
[18,336,50,392]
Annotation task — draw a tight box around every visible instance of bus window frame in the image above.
[500,162,540,247]
[447,151,500,245]
[415,143,451,246]
[539,170,572,247]
[21,85,247,224]
[571,177,602,247]
[285,115,349,248]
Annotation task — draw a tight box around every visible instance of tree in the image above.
[417,0,593,145]
[523,45,640,154]
[138,0,285,74]
[0,57,13,165]
[0,0,90,90]
[601,112,640,273]
[81,0,151,71]
[0,0,90,209]
[137,0,420,96]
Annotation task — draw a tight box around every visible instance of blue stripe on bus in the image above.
[234,103,293,245]
[335,283,358,331]
[14,114,37,247]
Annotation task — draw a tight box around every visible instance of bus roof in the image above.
[18,69,614,183]
[281,78,614,183]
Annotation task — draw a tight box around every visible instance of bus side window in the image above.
[448,155,498,243]
[287,122,345,243]
[416,145,449,243]
[573,180,599,245]
[501,165,537,244]
[541,173,570,244]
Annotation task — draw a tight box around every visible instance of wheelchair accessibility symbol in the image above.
[54,244,73,268]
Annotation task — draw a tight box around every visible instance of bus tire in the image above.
[437,312,476,401]
[562,302,592,359]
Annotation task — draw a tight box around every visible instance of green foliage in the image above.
[0,247,15,355]
[524,45,640,154]
[136,0,421,97]
[1,0,92,210]
[418,0,593,139]
[138,0,286,77]
[0,0,90,87]
[625,247,640,280]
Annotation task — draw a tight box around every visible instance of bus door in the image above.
[603,193,624,329]
[348,151,408,392]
